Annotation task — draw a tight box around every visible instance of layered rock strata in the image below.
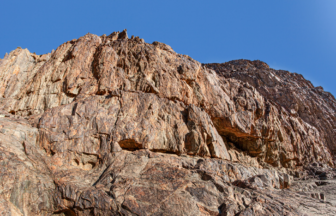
[0,30,335,215]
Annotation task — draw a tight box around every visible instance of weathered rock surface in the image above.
[205,60,336,159]
[0,115,56,215]
[0,30,336,215]
[1,31,332,168]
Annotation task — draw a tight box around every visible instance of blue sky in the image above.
[1,1,335,95]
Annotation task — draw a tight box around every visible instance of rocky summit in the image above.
[0,30,336,215]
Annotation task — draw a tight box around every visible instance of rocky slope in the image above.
[0,30,335,215]
[205,60,336,157]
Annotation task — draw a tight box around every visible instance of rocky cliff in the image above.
[0,30,336,215]
[205,60,336,157]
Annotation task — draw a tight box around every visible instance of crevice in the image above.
[121,203,140,216]
[71,103,78,116]
[180,110,188,125]
[151,149,178,155]
[92,164,115,186]
[53,209,76,216]
[118,139,142,150]
[91,44,103,82]
[50,149,56,156]
[62,78,77,98]
[62,50,75,63]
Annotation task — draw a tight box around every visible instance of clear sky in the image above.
[1,1,335,95]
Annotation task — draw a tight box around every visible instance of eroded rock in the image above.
[205,60,336,161]
[0,31,335,215]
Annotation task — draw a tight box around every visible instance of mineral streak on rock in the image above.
[0,30,335,215]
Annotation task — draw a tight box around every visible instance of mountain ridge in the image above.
[0,30,335,215]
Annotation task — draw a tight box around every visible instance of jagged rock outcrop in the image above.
[205,60,336,159]
[0,30,332,168]
[0,30,336,215]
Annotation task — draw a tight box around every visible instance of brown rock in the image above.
[0,31,336,215]
[205,60,336,161]
[0,117,56,215]
[0,32,332,168]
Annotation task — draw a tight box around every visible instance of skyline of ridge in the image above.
[1,0,335,96]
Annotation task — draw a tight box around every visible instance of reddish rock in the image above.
[0,31,335,215]
[205,60,336,160]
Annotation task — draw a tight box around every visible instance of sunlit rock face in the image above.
[0,30,335,215]
[205,60,336,158]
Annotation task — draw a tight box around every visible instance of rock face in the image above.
[0,30,335,215]
[205,60,336,158]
